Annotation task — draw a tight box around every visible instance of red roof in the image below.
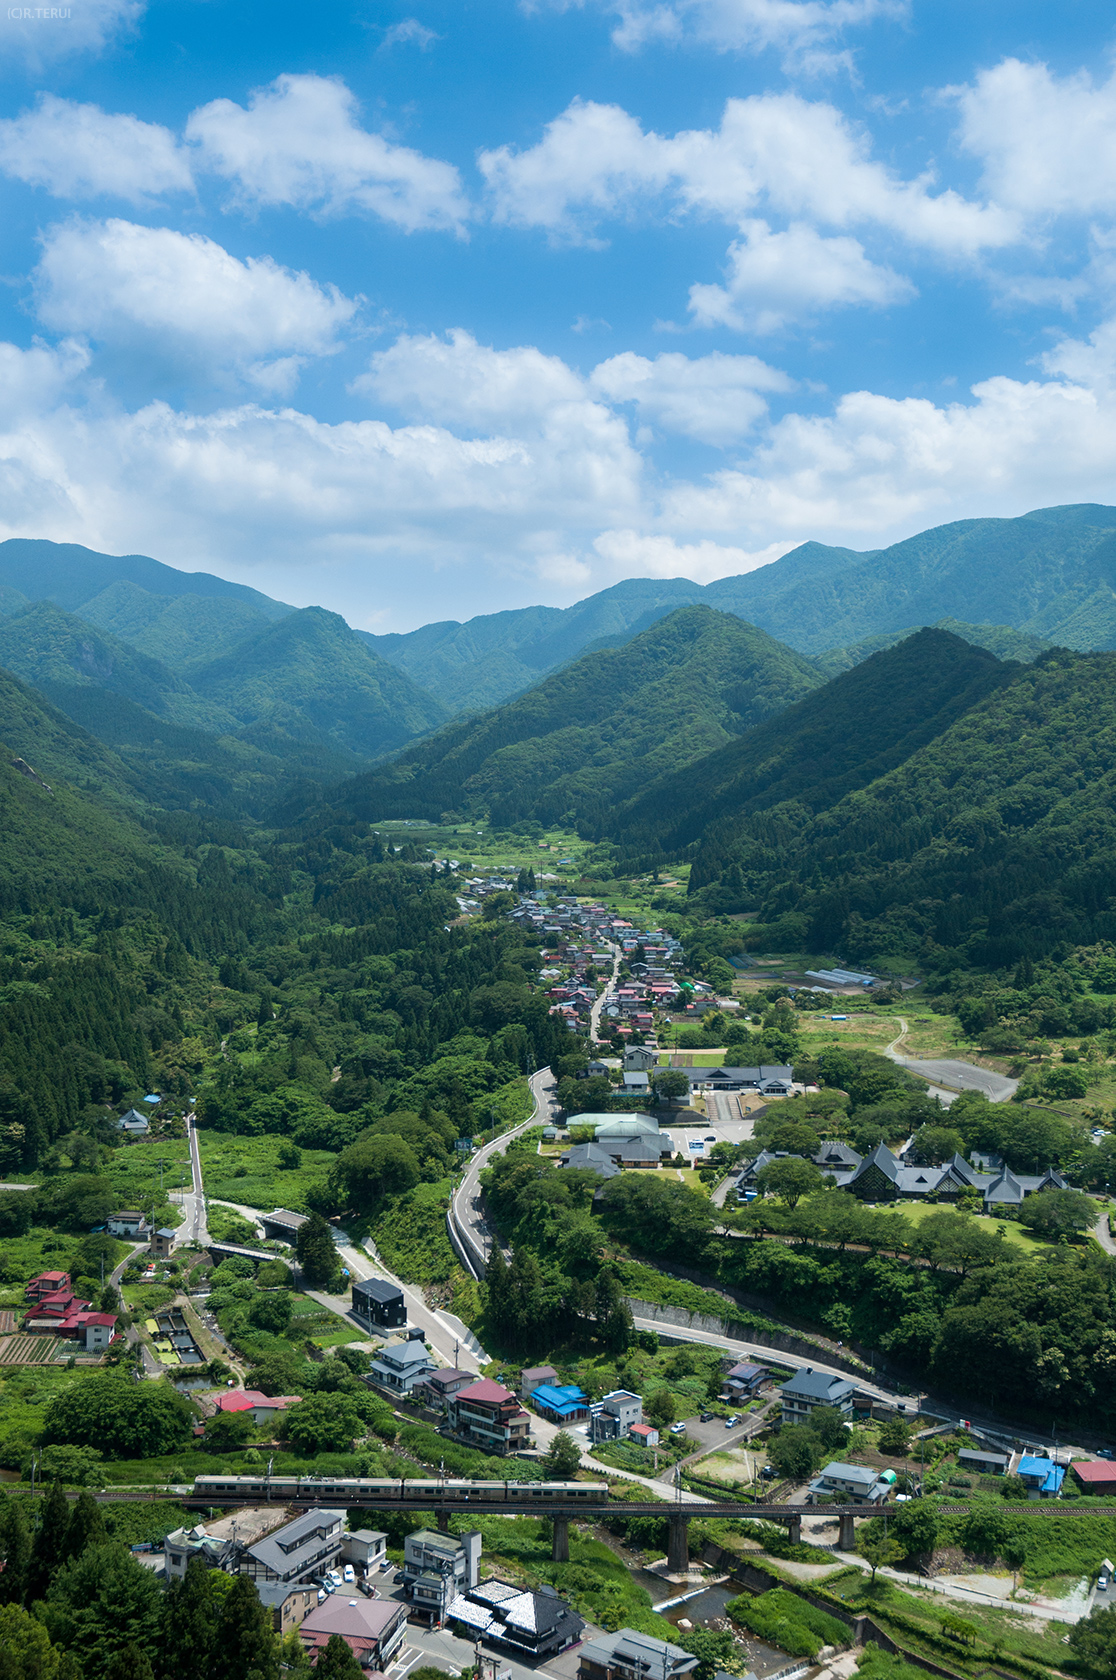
[455,1378,516,1404]
[80,1313,118,1328]
[213,1389,301,1412]
[1073,1461,1116,1486]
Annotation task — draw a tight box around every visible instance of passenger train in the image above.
[193,1474,610,1504]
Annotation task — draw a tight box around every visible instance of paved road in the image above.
[449,1067,557,1279]
[589,943,620,1042]
[885,1019,1018,1102]
[169,1114,210,1245]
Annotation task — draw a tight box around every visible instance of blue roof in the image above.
[1018,1455,1065,1493]
[532,1383,587,1416]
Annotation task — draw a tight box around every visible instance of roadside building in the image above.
[448,1579,585,1659]
[1017,1455,1065,1497]
[260,1209,309,1244]
[340,1530,387,1571]
[422,1368,478,1411]
[402,1529,481,1621]
[1071,1461,1116,1496]
[210,1389,302,1427]
[531,1383,590,1424]
[598,1390,642,1437]
[150,1227,177,1259]
[366,1339,435,1398]
[297,1595,407,1671]
[579,1628,699,1680]
[351,1277,406,1332]
[807,1462,892,1504]
[255,1582,318,1636]
[779,1369,855,1426]
[164,1523,235,1579]
[629,1422,660,1448]
[721,1363,766,1404]
[520,1365,560,1398]
[106,1212,150,1238]
[236,1509,345,1585]
[957,1449,1009,1477]
[447,1378,532,1455]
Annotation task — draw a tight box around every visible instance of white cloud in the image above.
[589,347,792,441]
[0,0,142,66]
[954,59,1116,220]
[381,17,439,49]
[34,220,358,391]
[187,73,468,234]
[0,96,192,203]
[593,528,794,580]
[688,219,912,331]
[529,0,900,69]
[479,94,1017,256]
[355,329,585,427]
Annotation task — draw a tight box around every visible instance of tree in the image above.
[807,1406,850,1453]
[767,1425,824,1482]
[860,1520,902,1583]
[277,1142,302,1170]
[1017,1188,1099,1241]
[0,1603,60,1680]
[159,1556,215,1680]
[295,1213,340,1290]
[673,1627,742,1680]
[45,1544,162,1680]
[103,1647,155,1680]
[247,1291,293,1334]
[283,1395,361,1455]
[212,1573,279,1680]
[890,1500,938,1562]
[877,1418,912,1457]
[645,1388,676,1427]
[593,1267,632,1354]
[909,1126,964,1165]
[329,1135,420,1213]
[1069,1605,1116,1679]
[542,1431,582,1477]
[313,1636,364,1680]
[42,1377,194,1459]
[0,1494,31,1605]
[203,1411,254,1451]
[28,1481,71,1601]
[1002,1536,1027,1595]
[755,1157,823,1209]
[63,1490,107,1563]
[650,1070,690,1103]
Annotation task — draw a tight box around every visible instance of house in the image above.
[623,1073,650,1092]
[150,1227,177,1259]
[1071,1461,1116,1495]
[722,1362,766,1402]
[164,1523,235,1579]
[340,1530,387,1571]
[448,1378,533,1455]
[422,1368,478,1410]
[1016,1455,1065,1497]
[25,1271,69,1300]
[211,1389,302,1426]
[402,1529,482,1620]
[558,1142,620,1179]
[629,1423,660,1448]
[599,1390,642,1436]
[579,1628,699,1680]
[117,1109,150,1137]
[297,1594,407,1671]
[260,1209,309,1244]
[351,1277,406,1332]
[21,1291,117,1349]
[448,1579,585,1659]
[679,1065,794,1094]
[520,1365,560,1398]
[255,1582,319,1637]
[779,1368,855,1426]
[366,1339,435,1398]
[106,1211,150,1238]
[957,1449,1009,1476]
[531,1383,590,1424]
[808,1462,891,1504]
[623,1047,657,1072]
[78,1312,118,1351]
[237,1508,345,1584]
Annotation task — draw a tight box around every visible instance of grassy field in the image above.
[892,1201,1054,1255]
[196,1133,336,1211]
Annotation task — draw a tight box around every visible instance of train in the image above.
[192,1474,610,1505]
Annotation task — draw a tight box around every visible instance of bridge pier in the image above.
[436,1509,450,1533]
[667,1514,690,1573]
[552,1517,569,1562]
[838,1512,856,1550]
[785,1516,801,1546]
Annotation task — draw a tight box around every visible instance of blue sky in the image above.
[2,1,1116,631]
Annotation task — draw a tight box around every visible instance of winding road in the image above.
[885,1018,1018,1104]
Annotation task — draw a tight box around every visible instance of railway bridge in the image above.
[167,1485,1114,1571]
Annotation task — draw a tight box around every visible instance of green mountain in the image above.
[811,618,1058,678]
[77,578,283,669]
[0,536,291,620]
[609,627,1012,858]
[361,577,709,712]
[0,663,139,807]
[0,602,237,732]
[329,605,822,829]
[188,605,447,763]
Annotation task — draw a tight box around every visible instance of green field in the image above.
[196,1133,337,1211]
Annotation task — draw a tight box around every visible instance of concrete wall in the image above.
[626,1299,876,1383]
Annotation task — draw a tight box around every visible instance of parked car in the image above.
[1099,1574,1109,1593]
[704,1134,717,1143]
[669,1421,687,1435]
[343,1565,355,1583]
[1098,1448,1115,1460]
[761,1465,776,1480]
[700,1411,715,1422]
[725,1415,741,1429]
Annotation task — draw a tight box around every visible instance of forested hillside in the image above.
[328,606,822,830]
